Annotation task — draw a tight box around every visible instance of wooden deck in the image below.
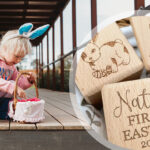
[0,88,90,131]
[0,88,109,150]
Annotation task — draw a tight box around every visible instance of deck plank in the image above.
[27,89,78,113]
[27,88,70,101]
[31,92,73,107]
[43,97,88,123]
[0,120,9,130]
[27,89,80,110]
[25,88,91,130]
[27,89,88,123]
[36,111,63,130]
[39,93,72,104]
[45,103,90,130]
[10,121,36,130]
[45,97,73,107]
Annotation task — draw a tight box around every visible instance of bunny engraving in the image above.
[81,35,130,78]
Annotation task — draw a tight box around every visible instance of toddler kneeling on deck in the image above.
[0,29,36,120]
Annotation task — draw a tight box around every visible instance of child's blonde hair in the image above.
[0,30,32,57]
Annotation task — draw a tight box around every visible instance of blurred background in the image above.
[0,0,149,92]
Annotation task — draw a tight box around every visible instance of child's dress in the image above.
[0,58,32,120]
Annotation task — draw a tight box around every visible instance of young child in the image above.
[0,23,49,120]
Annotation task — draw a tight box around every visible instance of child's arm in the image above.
[11,66,32,90]
[0,78,15,95]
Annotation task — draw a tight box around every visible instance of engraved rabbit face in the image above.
[81,42,100,63]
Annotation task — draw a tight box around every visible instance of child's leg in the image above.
[0,97,13,120]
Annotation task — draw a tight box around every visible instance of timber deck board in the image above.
[6,88,90,131]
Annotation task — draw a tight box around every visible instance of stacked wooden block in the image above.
[75,16,150,150]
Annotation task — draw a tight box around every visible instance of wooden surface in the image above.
[0,88,90,131]
[130,16,150,71]
[75,22,143,106]
[102,78,150,150]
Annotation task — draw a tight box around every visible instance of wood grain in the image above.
[0,120,9,130]
[10,121,36,130]
[28,88,86,122]
[75,22,143,106]
[36,111,63,130]
[130,16,150,71]
[102,78,150,150]
[45,103,90,130]
[26,88,90,130]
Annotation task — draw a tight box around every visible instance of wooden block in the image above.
[102,78,150,150]
[75,22,143,106]
[130,16,150,71]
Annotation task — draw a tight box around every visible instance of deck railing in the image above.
[36,0,145,92]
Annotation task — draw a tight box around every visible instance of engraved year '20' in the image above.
[141,140,150,149]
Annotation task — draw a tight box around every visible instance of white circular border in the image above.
[69,10,149,150]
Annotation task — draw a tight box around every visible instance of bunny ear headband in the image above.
[2,23,50,42]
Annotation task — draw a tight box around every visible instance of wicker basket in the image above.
[8,72,45,123]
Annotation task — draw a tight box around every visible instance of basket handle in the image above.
[13,71,39,111]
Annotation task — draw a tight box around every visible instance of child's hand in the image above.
[17,87,27,99]
[27,72,36,84]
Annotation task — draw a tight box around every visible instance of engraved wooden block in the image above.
[102,78,150,150]
[130,16,150,71]
[75,22,143,106]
